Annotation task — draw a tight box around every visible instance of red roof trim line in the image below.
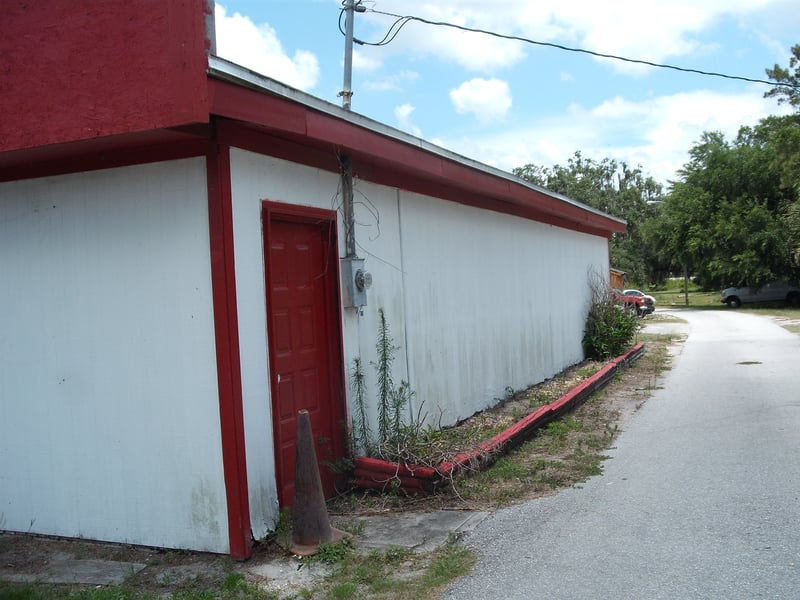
[216,120,341,173]
[206,76,625,237]
[214,117,623,238]
[206,141,252,560]
[0,130,210,183]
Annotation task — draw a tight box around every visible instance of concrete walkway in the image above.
[0,509,488,589]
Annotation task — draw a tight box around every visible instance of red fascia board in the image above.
[215,120,341,174]
[364,150,625,235]
[209,79,308,137]
[306,111,439,171]
[208,79,625,236]
[0,128,210,183]
[349,154,622,237]
[365,151,623,233]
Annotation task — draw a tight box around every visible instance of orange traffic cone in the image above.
[290,409,348,556]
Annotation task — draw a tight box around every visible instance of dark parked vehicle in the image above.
[721,281,800,308]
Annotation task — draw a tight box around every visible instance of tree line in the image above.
[514,44,800,290]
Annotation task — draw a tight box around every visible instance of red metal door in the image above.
[263,204,345,507]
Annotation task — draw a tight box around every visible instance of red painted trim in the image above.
[437,343,646,476]
[353,343,646,495]
[216,120,340,175]
[0,136,208,183]
[205,89,625,238]
[206,141,253,560]
[262,202,340,224]
[208,80,309,137]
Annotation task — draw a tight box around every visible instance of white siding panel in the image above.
[0,159,229,552]
[228,149,610,513]
[229,149,409,537]
[229,148,609,454]
[396,191,609,424]
[229,151,409,532]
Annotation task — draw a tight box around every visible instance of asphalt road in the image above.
[443,309,800,600]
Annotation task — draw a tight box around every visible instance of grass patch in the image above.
[448,332,682,508]
[316,542,474,600]
[575,365,601,378]
[0,580,276,600]
[645,279,721,308]
[312,538,356,565]
[644,313,687,324]
[650,289,721,308]
[452,397,622,506]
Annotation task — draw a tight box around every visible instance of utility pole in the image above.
[339,0,364,259]
[340,0,360,111]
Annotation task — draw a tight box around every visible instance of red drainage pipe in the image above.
[353,343,645,495]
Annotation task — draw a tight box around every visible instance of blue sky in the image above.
[213,0,799,185]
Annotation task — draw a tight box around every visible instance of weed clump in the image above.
[349,309,482,470]
[349,308,421,459]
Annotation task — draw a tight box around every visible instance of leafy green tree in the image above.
[764,43,800,109]
[649,126,796,289]
[514,152,664,285]
[764,46,800,261]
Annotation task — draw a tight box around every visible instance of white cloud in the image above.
[353,49,382,72]
[439,88,790,184]
[214,4,319,91]
[360,0,792,75]
[450,78,512,122]
[394,104,422,137]
[363,70,419,92]
[359,2,528,72]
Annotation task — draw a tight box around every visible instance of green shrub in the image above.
[583,276,639,359]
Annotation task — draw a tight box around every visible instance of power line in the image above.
[357,8,798,90]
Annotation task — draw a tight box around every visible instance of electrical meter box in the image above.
[341,257,371,308]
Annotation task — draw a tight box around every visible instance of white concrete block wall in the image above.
[0,159,229,552]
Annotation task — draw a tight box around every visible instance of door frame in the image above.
[261,200,347,504]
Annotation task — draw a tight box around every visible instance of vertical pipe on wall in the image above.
[339,0,365,258]
[396,189,417,422]
[340,154,356,258]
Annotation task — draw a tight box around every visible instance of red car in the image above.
[612,289,655,316]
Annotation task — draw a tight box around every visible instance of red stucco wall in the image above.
[0,0,212,153]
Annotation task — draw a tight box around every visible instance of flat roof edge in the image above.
[207,56,626,229]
